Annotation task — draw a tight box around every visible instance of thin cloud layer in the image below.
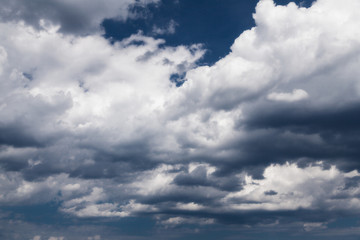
[1,0,360,238]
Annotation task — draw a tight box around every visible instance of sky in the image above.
[1,0,360,239]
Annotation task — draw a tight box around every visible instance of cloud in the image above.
[224,163,360,211]
[1,0,360,235]
[48,237,64,240]
[0,0,160,34]
[0,20,204,181]
[303,222,327,232]
[152,20,178,35]
[160,216,215,227]
[267,89,309,102]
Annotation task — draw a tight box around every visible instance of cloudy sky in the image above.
[1,0,360,239]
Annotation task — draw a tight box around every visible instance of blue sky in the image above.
[1,0,360,239]
[103,0,314,64]
[103,0,259,65]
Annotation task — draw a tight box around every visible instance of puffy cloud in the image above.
[0,20,204,181]
[2,161,360,224]
[223,163,360,211]
[1,0,360,234]
[169,0,360,175]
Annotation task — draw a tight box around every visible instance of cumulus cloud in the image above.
[1,0,360,234]
[224,163,360,211]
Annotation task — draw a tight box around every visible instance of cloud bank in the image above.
[1,0,360,238]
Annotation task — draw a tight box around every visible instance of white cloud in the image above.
[64,203,128,218]
[2,0,359,175]
[175,202,205,211]
[223,162,360,211]
[160,216,215,227]
[267,89,309,102]
[1,0,360,226]
[178,0,360,111]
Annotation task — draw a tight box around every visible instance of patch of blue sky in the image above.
[102,0,316,65]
